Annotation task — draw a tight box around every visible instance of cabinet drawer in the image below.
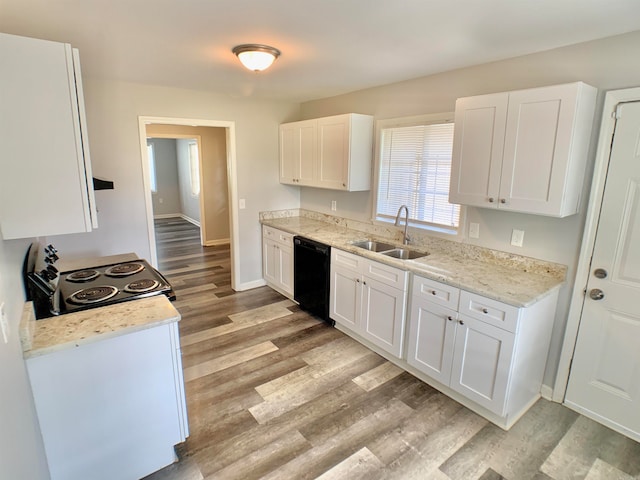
[364,260,408,290]
[263,225,293,247]
[458,291,519,332]
[412,275,460,309]
[331,248,365,271]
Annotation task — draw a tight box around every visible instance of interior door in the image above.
[565,101,640,441]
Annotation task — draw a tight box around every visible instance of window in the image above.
[188,141,200,196]
[374,114,460,234]
[147,141,157,193]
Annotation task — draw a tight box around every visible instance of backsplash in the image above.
[259,208,567,279]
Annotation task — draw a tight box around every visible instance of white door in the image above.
[565,101,640,440]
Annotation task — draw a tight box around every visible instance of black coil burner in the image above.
[124,278,160,294]
[68,285,119,305]
[105,262,145,277]
[66,269,100,282]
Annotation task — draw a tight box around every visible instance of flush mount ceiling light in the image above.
[232,44,281,72]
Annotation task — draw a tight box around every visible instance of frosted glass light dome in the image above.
[232,44,281,72]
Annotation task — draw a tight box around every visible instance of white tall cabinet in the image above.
[449,82,597,217]
[279,113,373,191]
[0,32,97,239]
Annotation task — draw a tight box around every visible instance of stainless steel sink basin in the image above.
[351,240,397,252]
[381,248,428,260]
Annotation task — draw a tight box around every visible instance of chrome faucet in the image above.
[394,205,411,245]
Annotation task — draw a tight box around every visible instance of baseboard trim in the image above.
[153,213,182,219]
[180,215,201,227]
[540,384,554,401]
[236,279,267,291]
[204,238,230,246]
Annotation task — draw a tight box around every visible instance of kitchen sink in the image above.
[350,240,397,252]
[381,248,428,260]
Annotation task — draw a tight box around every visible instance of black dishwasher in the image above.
[293,236,333,325]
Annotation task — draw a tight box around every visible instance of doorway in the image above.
[555,88,640,442]
[138,116,240,291]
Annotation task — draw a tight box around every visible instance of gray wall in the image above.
[176,138,201,223]
[148,138,181,216]
[299,30,640,388]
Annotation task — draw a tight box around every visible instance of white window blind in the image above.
[188,141,200,196]
[376,122,460,231]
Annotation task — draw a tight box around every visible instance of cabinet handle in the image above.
[363,281,367,285]
[500,198,507,204]
[342,183,346,187]
[482,308,488,314]
[431,290,437,295]
[488,197,495,203]
[458,320,464,325]
[356,278,360,283]
[447,316,453,322]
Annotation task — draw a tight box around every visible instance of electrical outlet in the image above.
[331,200,337,211]
[511,229,525,247]
[469,222,480,239]
[239,199,246,209]
[0,302,8,344]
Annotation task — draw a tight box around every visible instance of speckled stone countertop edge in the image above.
[260,214,566,308]
[21,296,181,359]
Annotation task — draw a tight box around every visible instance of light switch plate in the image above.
[239,199,246,209]
[469,222,480,239]
[511,229,525,247]
[331,200,337,211]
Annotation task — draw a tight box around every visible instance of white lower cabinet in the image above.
[262,226,294,298]
[26,322,188,480]
[330,249,408,357]
[407,275,558,424]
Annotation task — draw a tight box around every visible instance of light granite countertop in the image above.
[21,295,181,358]
[261,214,566,308]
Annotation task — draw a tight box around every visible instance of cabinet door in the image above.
[360,275,407,358]
[500,83,580,215]
[277,243,294,296]
[279,120,316,185]
[329,264,360,329]
[407,297,457,385]
[317,115,350,190]
[263,238,279,285]
[449,316,515,415]
[449,93,508,208]
[0,33,96,239]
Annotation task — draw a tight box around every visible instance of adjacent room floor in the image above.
[144,218,640,480]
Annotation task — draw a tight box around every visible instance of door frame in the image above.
[553,87,640,402]
[137,116,240,292]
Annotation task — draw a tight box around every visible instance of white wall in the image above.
[299,30,640,387]
[47,79,301,287]
[176,138,201,223]
[0,237,50,479]
[148,138,181,216]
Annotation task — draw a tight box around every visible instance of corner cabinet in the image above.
[449,82,597,217]
[279,113,374,191]
[407,275,558,425]
[262,226,294,299]
[330,248,408,357]
[0,33,97,239]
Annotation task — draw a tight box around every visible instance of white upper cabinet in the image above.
[0,33,97,239]
[279,113,373,191]
[449,82,597,217]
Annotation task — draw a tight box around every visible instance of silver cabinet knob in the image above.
[458,320,465,325]
[447,316,454,322]
[482,308,488,314]
[431,290,437,295]
[594,268,608,279]
[500,198,507,204]
[589,289,605,300]
[488,197,495,203]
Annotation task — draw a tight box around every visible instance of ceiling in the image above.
[2,0,640,102]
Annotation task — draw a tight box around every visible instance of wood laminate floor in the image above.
[145,218,640,480]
